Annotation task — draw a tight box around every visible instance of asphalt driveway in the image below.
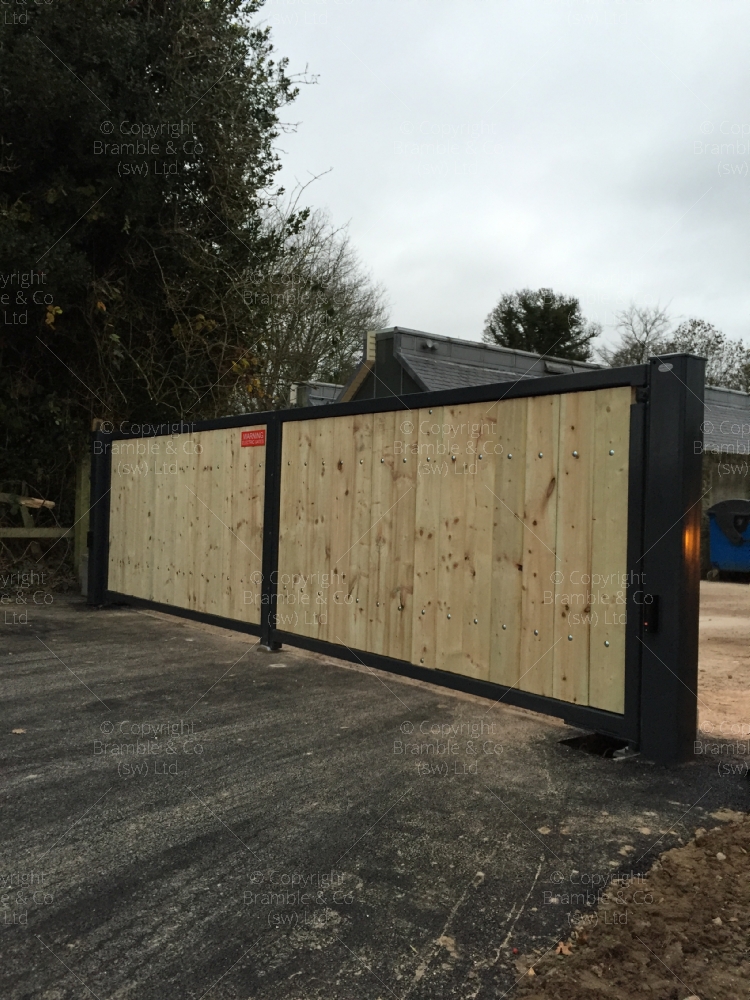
[1,596,748,999]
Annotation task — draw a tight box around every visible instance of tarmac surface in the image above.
[2,595,748,999]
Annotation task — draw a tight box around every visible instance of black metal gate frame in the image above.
[88,354,705,764]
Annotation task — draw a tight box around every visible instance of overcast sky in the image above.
[261,0,750,351]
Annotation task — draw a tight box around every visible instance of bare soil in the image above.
[515,813,750,1000]
[698,581,750,737]
[511,581,750,1000]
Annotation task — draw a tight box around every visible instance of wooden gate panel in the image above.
[107,428,265,625]
[277,388,631,711]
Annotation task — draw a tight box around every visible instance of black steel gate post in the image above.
[259,414,283,650]
[639,353,705,763]
[87,428,112,605]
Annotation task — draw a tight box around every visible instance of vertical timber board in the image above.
[209,429,229,616]
[185,431,204,612]
[411,407,445,669]
[222,429,240,620]
[488,397,528,688]
[151,436,175,607]
[366,410,396,656]
[308,417,334,641]
[347,412,374,651]
[278,421,310,630]
[112,443,148,598]
[247,428,266,626]
[188,430,207,613]
[106,447,128,594]
[457,403,495,681]
[203,429,227,618]
[172,433,192,610]
[223,426,264,626]
[329,415,358,648]
[519,394,560,696]
[142,440,158,601]
[588,387,631,713]
[434,405,470,675]
[385,412,417,662]
[552,391,596,705]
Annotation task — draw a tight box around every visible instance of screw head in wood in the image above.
[452,455,456,461]
[609,449,614,455]
[473,618,478,624]
[360,458,364,463]
[572,451,579,458]
[421,609,425,615]
[502,624,507,630]
[381,458,384,463]
[403,458,407,463]
[420,657,424,663]
[429,409,432,414]
[534,629,538,636]
[567,634,573,641]
[447,614,451,619]
[508,453,513,459]
[427,456,430,461]
[538,452,543,458]
[604,640,610,647]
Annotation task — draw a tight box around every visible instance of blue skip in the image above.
[707,499,750,575]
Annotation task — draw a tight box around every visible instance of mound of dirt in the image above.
[514,811,750,1000]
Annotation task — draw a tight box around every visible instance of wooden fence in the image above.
[90,356,705,763]
[278,390,630,714]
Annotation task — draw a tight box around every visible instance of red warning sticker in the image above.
[241,428,266,447]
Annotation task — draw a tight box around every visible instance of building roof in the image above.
[386,327,599,392]
[333,326,750,456]
[339,326,599,402]
[704,385,750,455]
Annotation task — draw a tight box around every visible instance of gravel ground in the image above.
[1,595,748,999]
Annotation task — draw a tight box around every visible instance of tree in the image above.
[232,203,388,410]
[667,319,750,392]
[597,305,672,366]
[0,0,298,526]
[599,307,750,391]
[482,288,600,361]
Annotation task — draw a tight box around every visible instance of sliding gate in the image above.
[89,356,705,763]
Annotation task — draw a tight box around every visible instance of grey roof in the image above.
[704,386,750,455]
[391,328,599,392]
[339,327,750,455]
[293,381,344,407]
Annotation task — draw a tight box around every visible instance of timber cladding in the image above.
[277,387,632,713]
[107,427,266,625]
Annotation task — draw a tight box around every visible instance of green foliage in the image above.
[0,0,296,512]
[482,287,599,361]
